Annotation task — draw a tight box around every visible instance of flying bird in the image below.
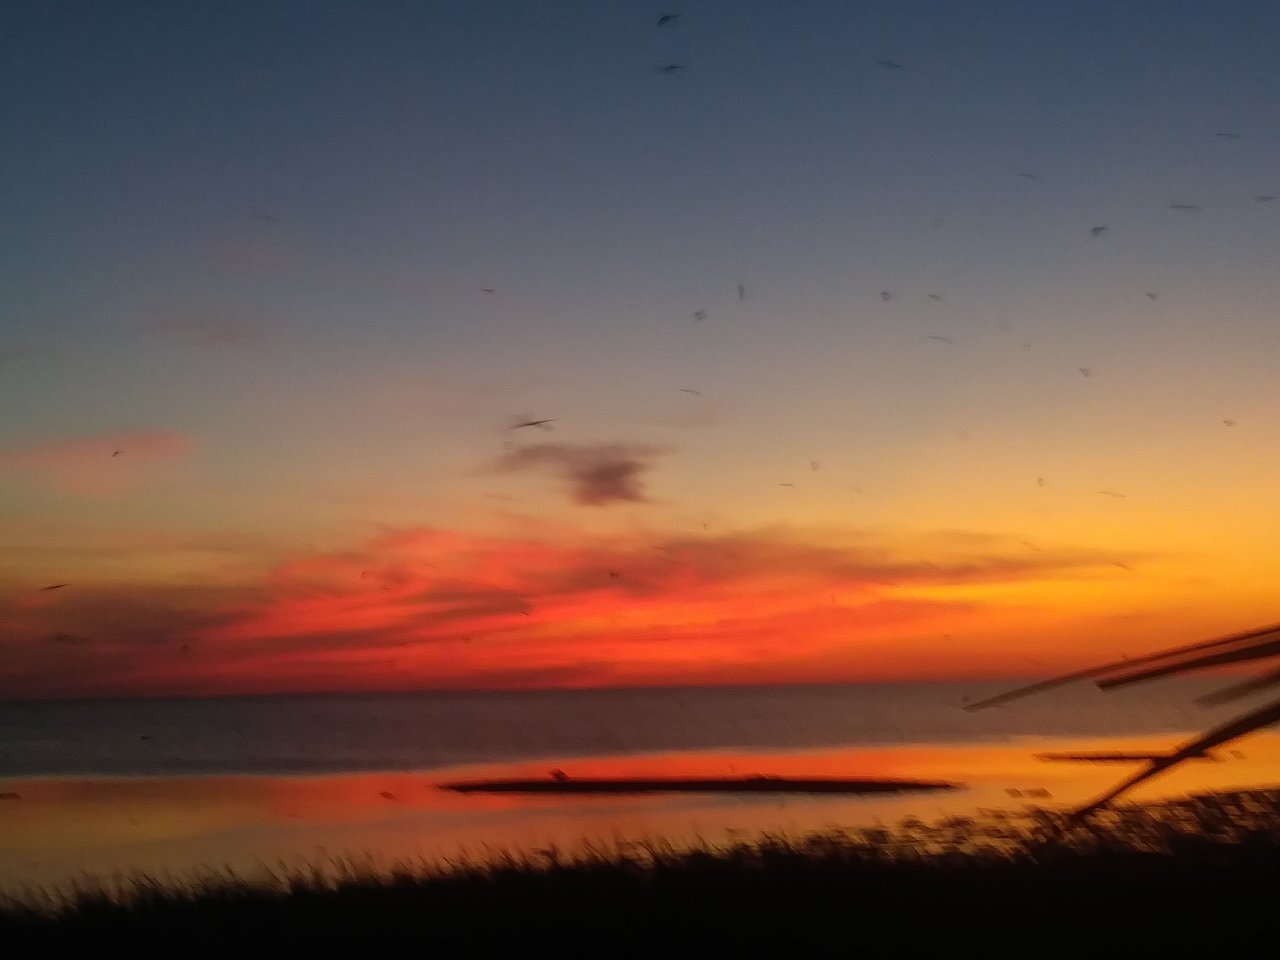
[1168,203,1201,211]
[692,309,707,321]
[1017,172,1042,180]
[1223,419,1237,427]
[778,482,795,488]
[1215,132,1242,139]
[510,418,556,430]
[927,293,943,301]
[480,287,496,294]
[679,388,702,395]
[879,290,893,302]
[658,63,688,74]
[112,450,121,457]
[1036,476,1046,487]
[809,461,820,471]
[737,282,746,300]
[1096,490,1127,498]
[1256,195,1275,203]
[1077,366,1093,377]
[1146,292,1159,300]
[1089,226,1108,238]
[656,12,680,27]
[925,335,954,343]
[876,59,904,70]
[40,583,70,591]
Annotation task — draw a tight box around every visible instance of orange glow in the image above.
[1,519,1271,699]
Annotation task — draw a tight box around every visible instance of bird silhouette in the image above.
[1097,490,1127,498]
[658,63,688,74]
[692,309,707,321]
[876,59,904,70]
[1036,476,1046,487]
[510,418,556,430]
[879,290,893,302]
[480,287,496,293]
[1146,292,1159,300]
[1078,366,1093,377]
[1089,226,1108,238]
[656,13,681,27]
[1223,419,1237,427]
[1168,203,1201,211]
[927,293,943,301]
[1215,131,1242,139]
[679,388,702,395]
[1017,172,1042,180]
[112,450,121,457]
[40,583,69,591]
[1256,195,1275,202]
[737,282,746,300]
[925,335,954,343]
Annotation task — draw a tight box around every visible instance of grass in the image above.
[4,786,1279,953]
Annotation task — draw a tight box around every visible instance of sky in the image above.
[2,0,1279,699]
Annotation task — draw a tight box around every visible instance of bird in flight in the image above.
[778,482,796,488]
[925,335,954,343]
[1223,419,1237,427]
[679,388,702,395]
[1215,131,1242,139]
[1168,203,1201,211]
[510,418,556,430]
[1017,172,1041,181]
[879,290,893,302]
[40,583,70,591]
[692,309,707,321]
[480,287,496,294]
[1146,292,1158,300]
[927,293,943,301]
[737,282,746,300]
[112,449,121,457]
[1036,476,1046,487]
[876,59,904,70]
[1097,490,1127,498]
[1077,366,1093,377]
[809,461,821,471]
[656,12,681,27]
[1089,226,1108,238]
[1256,195,1275,203]
[658,63,688,74]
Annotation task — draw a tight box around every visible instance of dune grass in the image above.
[3,786,1278,952]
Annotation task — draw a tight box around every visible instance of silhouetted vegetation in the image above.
[4,787,1277,952]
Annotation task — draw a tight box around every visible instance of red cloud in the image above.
[0,522,1151,699]
[0,430,192,497]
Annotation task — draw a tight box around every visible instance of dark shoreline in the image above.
[437,775,963,794]
[4,785,1278,951]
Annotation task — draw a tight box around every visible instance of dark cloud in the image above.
[495,442,663,506]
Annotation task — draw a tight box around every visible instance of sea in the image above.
[2,680,1278,896]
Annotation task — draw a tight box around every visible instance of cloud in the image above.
[0,430,193,497]
[495,442,663,506]
[0,520,1156,699]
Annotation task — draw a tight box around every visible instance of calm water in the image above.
[0,680,1247,777]
[4,679,1280,895]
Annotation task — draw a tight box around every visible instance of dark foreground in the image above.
[4,787,1279,954]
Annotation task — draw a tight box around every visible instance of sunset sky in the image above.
[3,0,1279,698]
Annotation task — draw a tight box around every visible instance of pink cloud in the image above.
[0,430,193,497]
